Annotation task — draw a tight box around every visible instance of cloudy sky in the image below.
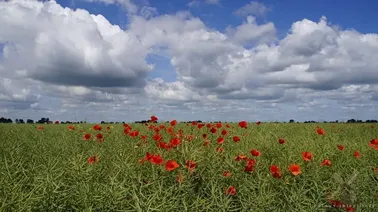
[1,0,378,123]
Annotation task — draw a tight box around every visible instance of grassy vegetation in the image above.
[0,122,377,211]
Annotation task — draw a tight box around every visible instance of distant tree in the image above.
[289,119,295,123]
[366,119,377,123]
[101,121,105,124]
[0,117,12,123]
[36,117,50,124]
[18,119,25,124]
[26,119,34,124]
[347,119,356,123]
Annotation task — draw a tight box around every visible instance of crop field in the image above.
[1,119,377,211]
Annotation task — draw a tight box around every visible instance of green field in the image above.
[0,122,377,211]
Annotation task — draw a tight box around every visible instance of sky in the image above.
[0,0,378,123]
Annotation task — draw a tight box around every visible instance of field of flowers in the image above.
[1,117,377,211]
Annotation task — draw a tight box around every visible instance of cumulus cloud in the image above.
[0,0,152,88]
[0,0,378,122]
[226,16,276,45]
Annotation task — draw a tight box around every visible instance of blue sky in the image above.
[0,0,378,123]
[57,0,378,33]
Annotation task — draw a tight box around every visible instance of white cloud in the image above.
[234,1,269,17]
[0,0,152,88]
[226,16,276,45]
[145,78,202,102]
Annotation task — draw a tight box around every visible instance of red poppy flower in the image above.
[370,143,378,150]
[93,124,102,131]
[169,138,181,147]
[185,160,196,171]
[223,171,231,177]
[256,121,261,125]
[37,126,44,130]
[95,133,104,142]
[144,152,153,161]
[55,121,59,124]
[152,134,163,142]
[186,135,194,141]
[203,140,210,146]
[170,120,177,127]
[328,199,344,208]
[221,129,228,136]
[216,147,224,153]
[244,159,256,172]
[150,115,158,122]
[353,150,361,158]
[369,138,378,150]
[210,127,217,134]
[129,130,139,137]
[234,154,247,161]
[320,159,332,166]
[216,123,222,128]
[156,141,171,150]
[316,127,325,135]
[278,138,286,144]
[238,121,248,129]
[217,137,225,144]
[88,155,99,164]
[83,133,91,140]
[166,127,174,133]
[270,165,282,179]
[337,145,344,151]
[289,164,301,176]
[370,138,378,147]
[250,149,261,157]
[68,125,75,130]
[165,160,179,171]
[345,205,355,212]
[225,186,237,196]
[150,154,164,165]
[202,133,207,139]
[233,136,240,142]
[302,152,312,161]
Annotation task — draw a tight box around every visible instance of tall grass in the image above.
[0,123,377,211]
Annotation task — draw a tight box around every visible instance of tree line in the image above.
[0,117,86,124]
[0,117,377,124]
